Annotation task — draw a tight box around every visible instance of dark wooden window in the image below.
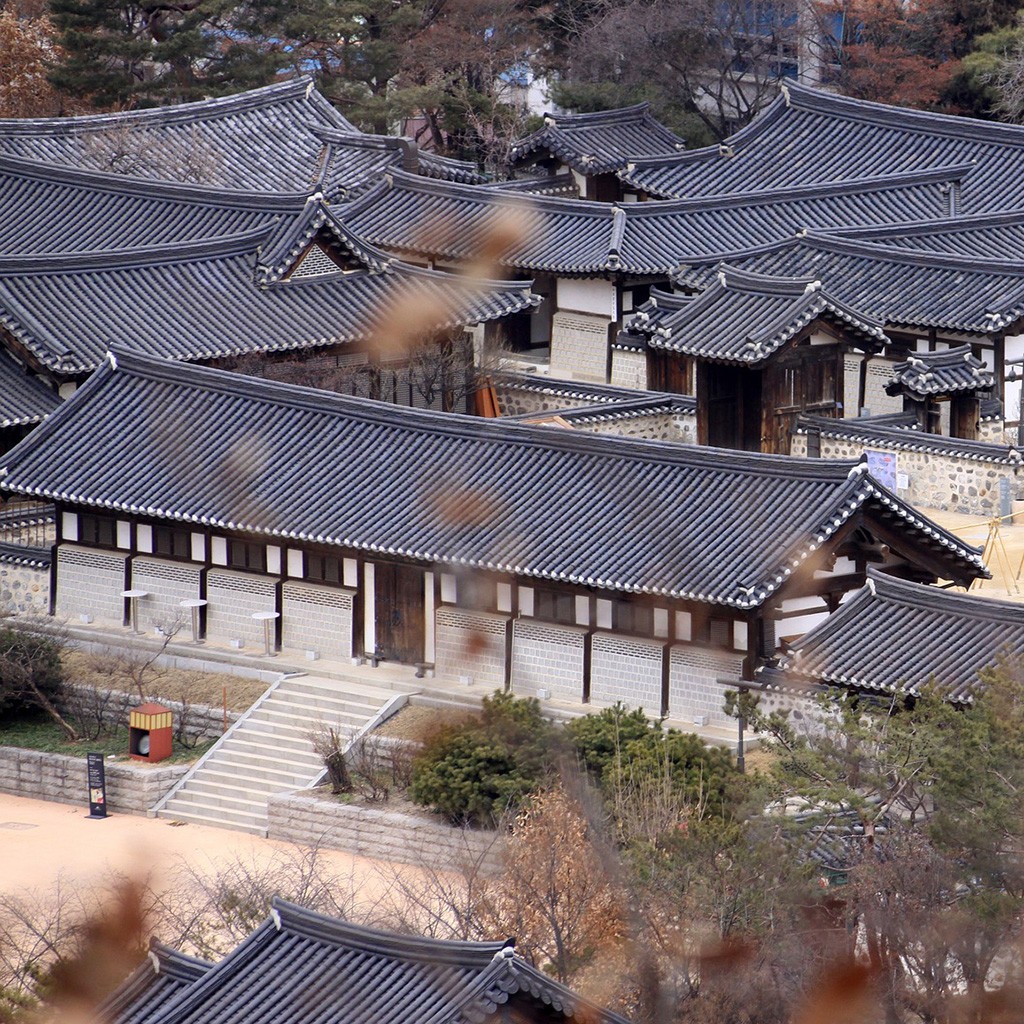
[79,513,116,548]
[306,552,342,585]
[612,598,654,637]
[228,540,266,572]
[155,525,191,559]
[534,588,576,625]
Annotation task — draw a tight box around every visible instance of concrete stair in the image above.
[154,673,411,835]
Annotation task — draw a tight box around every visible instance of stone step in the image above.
[202,749,320,781]
[160,793,267,831]
[256,693,377,723]
[167,782,273,816]
[239,716,339,745]
[280,676,393,705]
[182,776,289,804]
[246,705,365,736]
[196,758,317,788]
[160,806,268,836]
[218,735,323,766]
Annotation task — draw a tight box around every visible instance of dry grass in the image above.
[62,650,268,711]
[373,704,473,741]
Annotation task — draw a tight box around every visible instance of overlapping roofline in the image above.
[0,76,353,134]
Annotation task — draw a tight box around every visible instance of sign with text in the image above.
[86,752,107,819]
[866,450,898,491]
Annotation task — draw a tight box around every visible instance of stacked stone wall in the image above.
[610,349,648,390]
[266,792,505,874]
[0,562,48,614]
[56,546,127,624]
[590,633,664,714]
[791,433,1022,516]
[582,411,696,443]
[550,312,610,380]
[0,747,186,814]
[434,607,508,689]
[281,581,354,659]
[130,558,201,633]
[205,570,279,649]
[510,620,585,700]
[668,647,744,728]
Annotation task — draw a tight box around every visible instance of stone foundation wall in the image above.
[281,581,354,660]
[435,607,508,689]
[510,620,585,700]
[668,647,744,728]
[582,411,696,444]
[590,633,664,714]
[266,792,505,874]
[791,432,1022,516]
[0,746,186,814]
[206,570,280,649]
[56,546,127,624]
[0,562,49,614]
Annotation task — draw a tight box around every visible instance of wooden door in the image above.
[374,562,425,664]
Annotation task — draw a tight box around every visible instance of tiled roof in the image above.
[0,233,537,375]
[619,82,1024,210]
[0,347,58,426]
[619,269,887,365]
[485,172,580,197]
[0,350,987,603]
[773,569,1024,702]
[99,942,212,1024]
[510,103,686,174]
[795,414,1022,464]
[493,370,694,409]
[885,345,994,397]
[834,208,1024,259]
[0,541,50,568]
[0,78,354,193]
[676,233,1024,334]
[0,154,303,256]
[107,900,629,1024]
[342,167,963,275]
[510,394,694,426]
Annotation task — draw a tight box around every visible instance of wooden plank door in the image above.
[374,562,425,664]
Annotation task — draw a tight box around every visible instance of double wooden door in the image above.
[374,562,425,664]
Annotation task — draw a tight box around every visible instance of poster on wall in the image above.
[866,450,898,491]
[86,752,107,819]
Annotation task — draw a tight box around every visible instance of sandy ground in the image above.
[927,509,1024,603]
[0,792,398,903]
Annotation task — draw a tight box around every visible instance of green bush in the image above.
[0,628,63,719]
[565,702,659,778]
[409,691,564,825]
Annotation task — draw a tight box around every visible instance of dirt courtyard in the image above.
[0,792,397,903]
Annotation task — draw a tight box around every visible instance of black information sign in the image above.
[87,752,108,819]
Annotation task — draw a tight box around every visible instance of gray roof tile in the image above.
[620,82,1024,211]
[0,348,58,426]
[773,569,1024,702]
[0,350,987,602]
[886,344,994,397]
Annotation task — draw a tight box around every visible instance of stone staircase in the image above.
[153,673,411,835]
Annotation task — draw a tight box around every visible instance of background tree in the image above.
[0,3,77,116]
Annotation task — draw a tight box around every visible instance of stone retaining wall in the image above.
[266,791,505,874]
[0,746,187,814]
[792,432,1022,517]
[0,562,49,615]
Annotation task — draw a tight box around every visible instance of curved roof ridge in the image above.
[0,77,348,134]
[716,263,819,294]
[626,162,973,212]
[549,101,652,124]
[271,898,505,965]
[800,230,1024,274]
[0,151,310,208]
[0,227,272,275]
[835,207,1024,238]
[783,80,1024,146]
[864,566,1024,622]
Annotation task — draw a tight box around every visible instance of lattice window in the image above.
[516,621,584,647]
[438,607,506,638]
[290,245,341,278]
[283,582,353,609]
[133,560,200,585]
[207,571,274,596]
[60,548,124,570]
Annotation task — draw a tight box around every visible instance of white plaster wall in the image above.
[435,606,508,689]
[556,277,618,318]
[590,632,664,715]
[510,619,585,700]
[281,581,354,659]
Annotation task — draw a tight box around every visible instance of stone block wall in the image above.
[130,558,201,633]
[610,349,647,390]
[0,562,48,614]
[56,546,127,624]
[863,359,903,417]
[435,607,508,688]
[791,432,1022,516]
[550,312,610,381]
[590,633,664,715]
[282,581,354,659]
[206,570,280,649]
[668,646,744,728]
[0,746,186,814]
[510,620,585,700]
[266,792,505,874]
[582,411,696,444]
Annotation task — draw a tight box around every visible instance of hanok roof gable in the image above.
[676,233,1024,335]
[624,269,887,364]
[121,901,630,1024]
[0,79,354,194]
[0,233,537,375]
[341,167,965,276]
[619,82,1024,211]
[99,943,213,1024]
[775,569,1024,703]
[0,350,986,604]
[510,102,686,174]
[886,344,994,397]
